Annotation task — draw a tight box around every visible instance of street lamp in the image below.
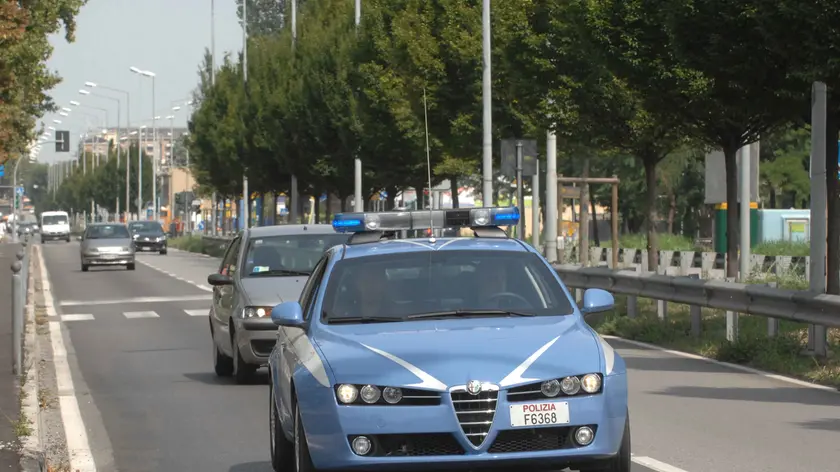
[131,66,157,220]
[86,81,132,220]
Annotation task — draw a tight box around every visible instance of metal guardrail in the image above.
[553,264,840,328]
[11,236,31,375]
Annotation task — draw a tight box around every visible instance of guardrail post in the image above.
[626,295,637,318]
[11,260,22,375]
[766,281,779,337]
[21,241,28,293]
[575,288,583,303]
[689,273,701,336]
[655,269,667,320]
[725,276,739,342]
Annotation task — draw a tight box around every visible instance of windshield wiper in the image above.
[249,269,311,277]
[327,316,402,324]
[406,309,536,320]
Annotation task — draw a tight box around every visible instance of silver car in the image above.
[79,223,136,272]
[207,224,349,383]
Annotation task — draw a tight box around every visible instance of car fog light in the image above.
[360,385,381,404]
[541,379,561,397]
[560,376,581,395]
[581,374,601,393]
[574,426,594,446]
[351,436,372,455]
[382,387,402,404]
[337,384,358,404]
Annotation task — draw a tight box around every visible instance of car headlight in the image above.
[335,384,407,405]
[156,236,165,242]
[580,373,602,393]
[122,247,132,252]
[240,306,271,318]
[336,384,358,404]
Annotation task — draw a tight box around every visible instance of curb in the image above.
[18,245,45,471]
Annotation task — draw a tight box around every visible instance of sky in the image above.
[37,0,244,164]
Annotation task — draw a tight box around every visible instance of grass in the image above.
[595,234,811,256]
[169,235,205,253]
[591,292,840,388]
[11,412,31,438]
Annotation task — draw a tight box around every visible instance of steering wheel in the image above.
[487,292,531,308]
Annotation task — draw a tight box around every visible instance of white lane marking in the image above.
[60,294,211,306]
[135,258,213,293]
[61,314,95,321]
[604,335,840,395]
[38,246,97,471]
[360,343,447,391]
[632,455,691,472]
[498,335,561,387]
[123,311,159,319]
[184,309,208,317]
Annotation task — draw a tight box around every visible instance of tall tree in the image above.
[235,0,285,36]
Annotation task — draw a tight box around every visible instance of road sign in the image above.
[16,187,24,196]
[559,186,582,199]
[0,165,5,177]
[55,130,70,152]
[500,139,538,177]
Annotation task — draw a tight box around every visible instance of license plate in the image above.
[141,247,151,251]
[509,401,570,427]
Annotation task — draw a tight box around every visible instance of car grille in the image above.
[488,426,584,453]
[450,387,497,447]
[355,433,464,456]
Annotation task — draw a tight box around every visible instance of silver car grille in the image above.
[450,385,498,448]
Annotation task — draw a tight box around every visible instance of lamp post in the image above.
[85,81,131,220]
[130,66,157,220]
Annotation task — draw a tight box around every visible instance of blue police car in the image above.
[267,207,630,472]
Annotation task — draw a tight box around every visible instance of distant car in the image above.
[266,207,630,472]
[79,223,136,272]
[17,222,36,236]
[40,211,71,243]
[206,224,350,383]
[128,221,168,254]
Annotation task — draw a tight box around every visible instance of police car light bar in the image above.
[331,207,520,233]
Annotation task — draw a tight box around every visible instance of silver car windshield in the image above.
[243,234,348,276]
[85,225,130,239]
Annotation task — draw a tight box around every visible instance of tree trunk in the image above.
[667,191,676,233]
[451,176,460,208]
[590,198,600,247]
[325,194,332,221]
[642,155,659,271]
[386,185,397,210]
[313,195,320,224]
[723,145,739,279]
[825,114,839,294]
[769,188,776,209]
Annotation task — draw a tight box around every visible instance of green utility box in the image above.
[713,202,759,253]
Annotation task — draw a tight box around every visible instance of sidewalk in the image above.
[0,242,21,471]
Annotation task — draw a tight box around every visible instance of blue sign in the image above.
[0,165,5,177]
[146,209,153,218]
[16,186,24,196]
[197,221,205,231]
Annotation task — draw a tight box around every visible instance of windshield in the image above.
[243,233,349,276]
[85,225,130,239]
[128,222,164,234]
[42,215,68,225]
[321,250,573,323]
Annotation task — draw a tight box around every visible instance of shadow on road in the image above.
[182,371,270,385]
[796,417,840,432]
[622,355,739,373]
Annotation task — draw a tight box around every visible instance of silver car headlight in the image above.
[156,236,165,242]
[122,247,132,252]
[240,306,271,318]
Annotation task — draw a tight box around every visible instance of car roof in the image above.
[246,224,338,237]
[339,236,532,260]
[87,222,128,227]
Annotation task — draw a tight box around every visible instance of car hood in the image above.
[84,238,131,248]
[240,277,309,306]
[314,316,601,390]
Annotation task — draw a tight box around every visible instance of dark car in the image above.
[128,221,168,254]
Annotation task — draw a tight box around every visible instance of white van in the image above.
[40,211,71,243]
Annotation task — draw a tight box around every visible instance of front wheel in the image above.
[293,402,317,472]
[81,264,89,272]
[126,263,136,271]
[270,383,293,471]
[233,336,257,384]
[212,328,234,377]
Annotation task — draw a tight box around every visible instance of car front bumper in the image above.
[234,317,277,365]
[134,239,167,252]
[298,373,628,471]
[42,232,69,240]
[82,253,135,265]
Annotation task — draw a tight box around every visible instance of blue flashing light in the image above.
[332,207,520,233]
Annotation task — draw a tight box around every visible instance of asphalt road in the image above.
[39,242,840,471]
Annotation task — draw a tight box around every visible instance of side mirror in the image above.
[207,273,233,286]
[581,289,615,315]
[270,301,304,327]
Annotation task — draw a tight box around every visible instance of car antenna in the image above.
[423,86,434,241]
